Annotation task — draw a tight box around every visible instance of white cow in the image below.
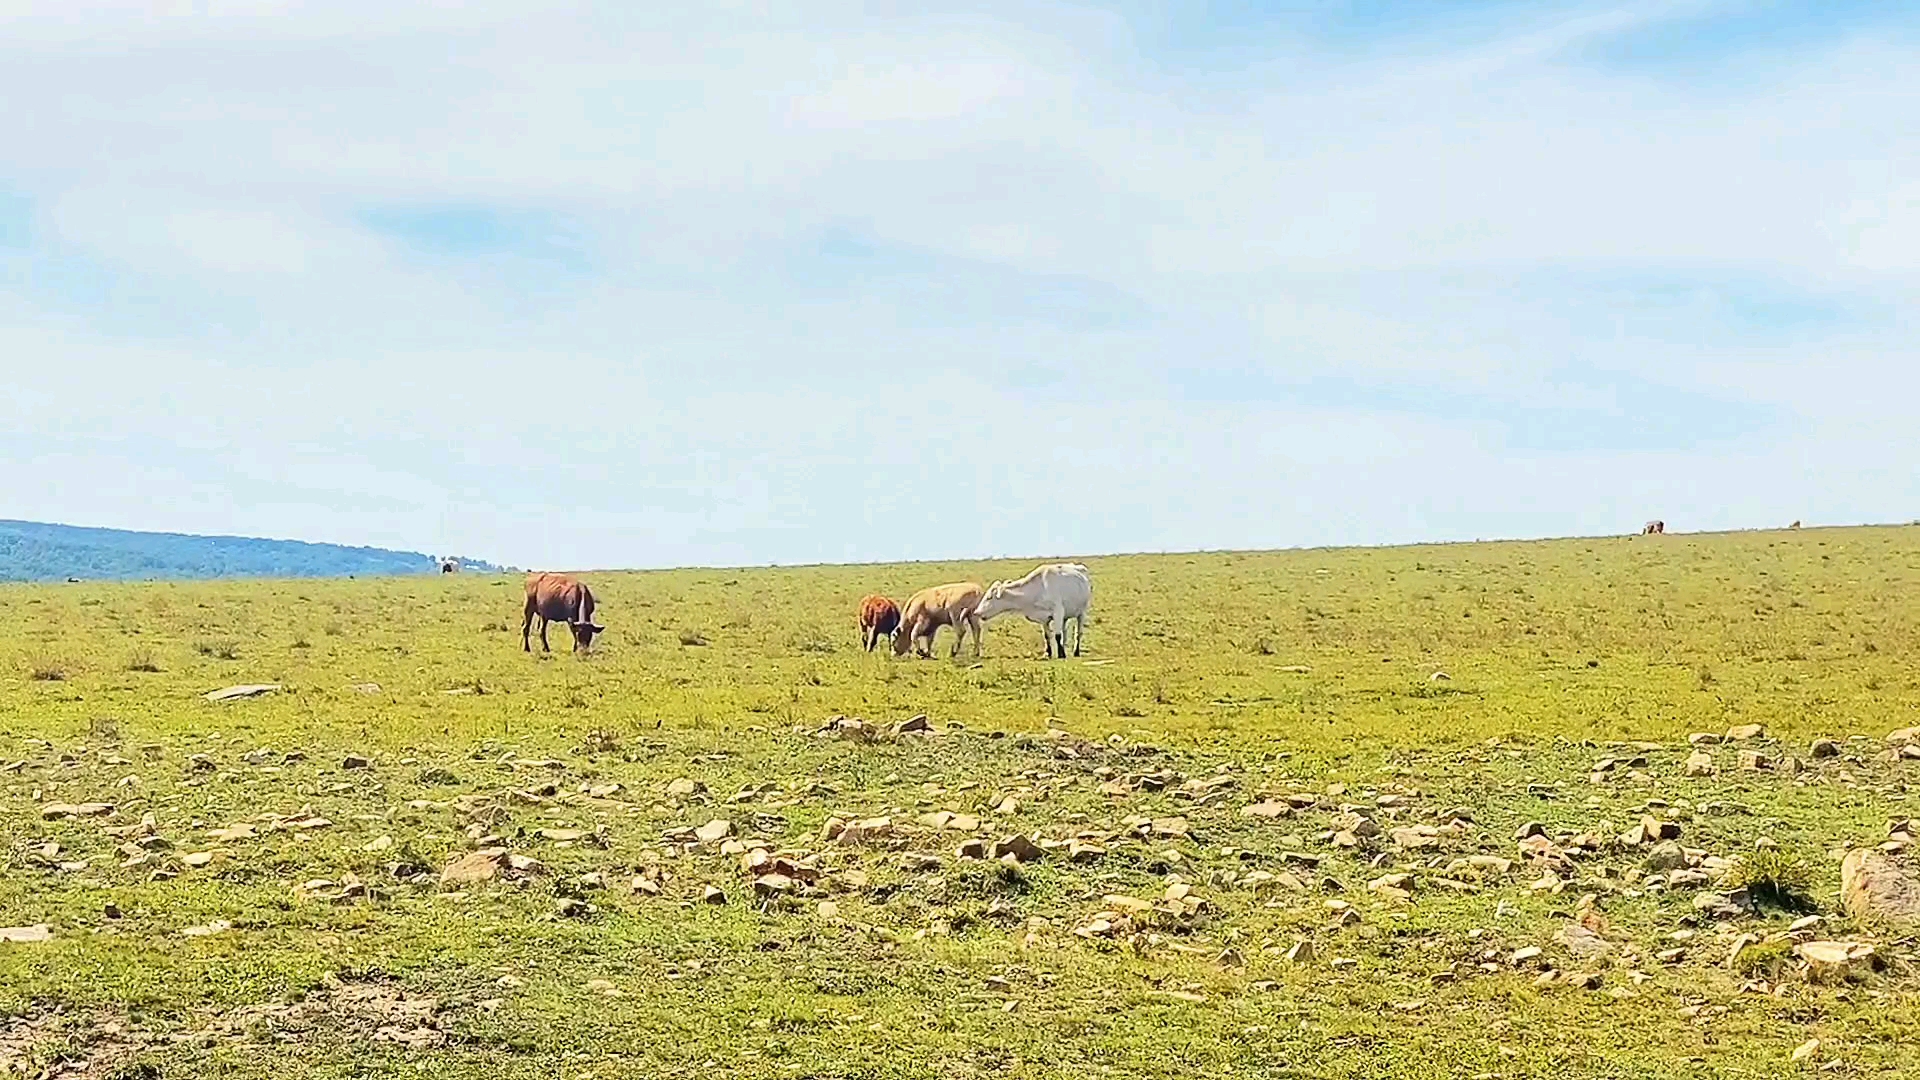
[976,562,1091,660]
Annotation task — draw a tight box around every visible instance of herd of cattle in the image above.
[520,562,1094,660]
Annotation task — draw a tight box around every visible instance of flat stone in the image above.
[0,925,53,944]
[204,684,281,702]
[694,819,734,844]
[441,848,506,884]
[1725,724,1766,741]
[40,803,114,820]
[1796,940,1878,983]
[1684,751,1717,777]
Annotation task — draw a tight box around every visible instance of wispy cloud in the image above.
[0,0,1915,566]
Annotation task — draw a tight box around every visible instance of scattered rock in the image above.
[666,778,705,798]
[181,920,231,937]
[1810,739,1840,759]
[1557,924,1610,960]
[204,684,281,702]
[993,834,1045,864]
[1284,939,1315,964]
[1684,751,1717,777]
[1886,727,1920,746]
[702,885,728,905]
[1725,724,1766,741]
[1645,841,1690,873]
[694,819,735,845]
[1689,733,1723,747]
[1839,849,1920,926]
[1738,750,1773,772]
[893,714,933,736]
[816,900,839,919]
[182,852,214,868]
[1791,1039,1821,1066]
[342,754,372,770]
[0,925,52,944]
[1514,822,1547,841]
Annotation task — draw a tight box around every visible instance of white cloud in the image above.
[0,1,1917,567]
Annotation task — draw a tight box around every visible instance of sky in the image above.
[1,0,1915,570]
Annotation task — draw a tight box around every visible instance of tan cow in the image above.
[892,582,984,659]
[522,572,603,653]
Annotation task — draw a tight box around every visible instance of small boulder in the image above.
[1684,751,1717,777]
[1809,739,1840,760]
[1839,849,1920,926]
[1725,724,1766,741]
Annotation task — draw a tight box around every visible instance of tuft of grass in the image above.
[127,648,163,673]
[194,640,242,660]
[28,662,67,682]
[1730,848,1819,913]
[1732,938,1795,979]
[678,629,709,647]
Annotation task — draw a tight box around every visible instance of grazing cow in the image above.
[441,558,458,574]
[976,562,1092,659]
[1789,520,1802,530]
[858,594,901,652]
[1643,520,1665,535]
[522,572,604,654]
[892,582,985,659]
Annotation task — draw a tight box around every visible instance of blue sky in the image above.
[1,0,1916,569]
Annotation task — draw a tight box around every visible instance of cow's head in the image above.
[569,620,606,653]
[975,581,1011,621]
[890,620,913,656]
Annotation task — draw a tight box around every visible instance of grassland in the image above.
[2,526,1918,1078]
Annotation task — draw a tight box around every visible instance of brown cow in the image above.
[1789,520,1802,530]
[858,594,901,652]
[522,572,603,653]
[1642,520,1665,535]
[893,582,984,659]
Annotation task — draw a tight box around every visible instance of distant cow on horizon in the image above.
[858,594,901,652]
[522,573,603,654]
[441,558,458,574]
[1643,520,1665,535]
[1789,520,1802,530]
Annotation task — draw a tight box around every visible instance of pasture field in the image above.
[2,526,1919,1078]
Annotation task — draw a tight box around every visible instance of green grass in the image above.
[2,526,1918,1077]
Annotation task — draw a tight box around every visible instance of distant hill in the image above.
[0,519,503,582]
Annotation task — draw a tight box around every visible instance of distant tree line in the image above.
[0,519,502,582]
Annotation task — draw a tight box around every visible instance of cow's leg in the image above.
[969,613,984,658]
[522,605,534,652]
[1051,606,1067,660]
[539,616,552,653]
[1072,614,1084,656]
[950,622,963,659]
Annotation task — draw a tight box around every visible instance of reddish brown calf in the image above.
[858,594,901,652]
